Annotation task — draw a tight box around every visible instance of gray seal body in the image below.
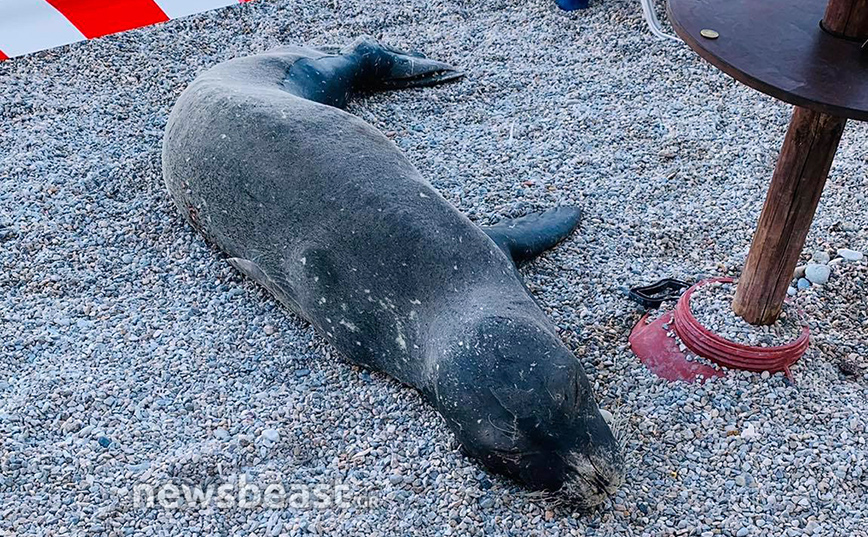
[163,38,623,507]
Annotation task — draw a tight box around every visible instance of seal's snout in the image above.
[560,429,625,508]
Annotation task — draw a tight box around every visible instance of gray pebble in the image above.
[837,248,863,262]
[805,264,831,285]
[811,251,830,264]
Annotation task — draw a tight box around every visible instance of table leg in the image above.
[731,106,846,325]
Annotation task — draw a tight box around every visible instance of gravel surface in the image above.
[794,254,868,378]
[2,0,868,535]
[691,282,804,348]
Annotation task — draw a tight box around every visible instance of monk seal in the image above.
[162,37,624,507]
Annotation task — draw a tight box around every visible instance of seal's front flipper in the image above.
[482,207,582,266]
[347,36,465,90]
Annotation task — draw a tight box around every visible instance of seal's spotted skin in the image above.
[162,37,624,507]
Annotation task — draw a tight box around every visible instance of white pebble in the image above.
[260,428,280,443]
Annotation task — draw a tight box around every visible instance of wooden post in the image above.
[823,0,868,39]
[732,0,865,325]
[732,107,846,325]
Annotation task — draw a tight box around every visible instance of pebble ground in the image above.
[1,0,867,535]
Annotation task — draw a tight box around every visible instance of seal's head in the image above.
[432,315,624,508]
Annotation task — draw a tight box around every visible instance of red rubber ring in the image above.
[673,277,809,376]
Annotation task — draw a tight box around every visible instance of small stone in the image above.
[128,461,150,473]
[97,436,112,448]
[812,251,830,264]
[787,286,797,296]
[805,264,830,285]
[479,497,494,508]
[61,418,82,434]
[838,355,862,376]
[793,265,807,279]
[263,324,276,335]
[260,428,280,443]
[737,528,750,537]
[797,278,811,290]
[214,428,230,440]
[741,422,759,440]
[735,475,746,487]
[761,370,770,380]
[837,248,863,262]
[599,408,614,425]
[388,474,403,485]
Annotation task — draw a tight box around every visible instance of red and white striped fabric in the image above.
[0,0,250,59]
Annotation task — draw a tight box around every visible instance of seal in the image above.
[163,37,624,507]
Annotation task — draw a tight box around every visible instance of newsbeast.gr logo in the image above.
[131,476,379,510]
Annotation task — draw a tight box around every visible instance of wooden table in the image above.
[667,0,868,325]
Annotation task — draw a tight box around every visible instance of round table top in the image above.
[667,0,868,120]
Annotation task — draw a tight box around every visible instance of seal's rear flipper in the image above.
[378,55,464,89]
[347,36,465,90]
[482,207,582,266]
